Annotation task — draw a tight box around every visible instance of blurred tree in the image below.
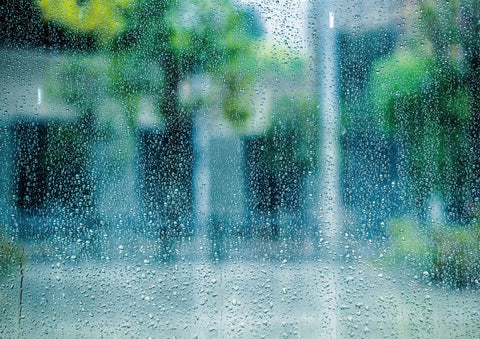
[370,0,480,223]
[338,27,397,130]
[42,56,108,215]
[240,42,317,236]
[246,95,318,216]
[36,0,263,234]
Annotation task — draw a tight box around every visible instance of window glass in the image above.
[1,0,480,337]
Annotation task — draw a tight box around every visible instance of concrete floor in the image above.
[2,234,480,338]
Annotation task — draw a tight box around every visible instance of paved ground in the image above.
[2,233,480,338]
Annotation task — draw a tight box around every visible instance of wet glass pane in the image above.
[2,0,480,337]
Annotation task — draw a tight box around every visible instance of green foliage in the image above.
[108,0,263,124]
[338,27,398,130]
[371,50,433,130]
[258,95,319,174]
[165,0,257,73]
[432,224,480,287]
[43,52,143,173]
[0,230,22,278]
[37,0,134,42]
[109,51,163,97]
[386,218,433,269]
[43,56,106,171]
[43,119,91,171]
[385,218,480,287]
[46,55,107,115]
[39,0,264,128]
[369,0,480,218]
[218,41,310,129]
[108,50,164,131]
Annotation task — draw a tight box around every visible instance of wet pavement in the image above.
[2,234,480,338]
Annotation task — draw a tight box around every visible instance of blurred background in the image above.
[2,0,480,337]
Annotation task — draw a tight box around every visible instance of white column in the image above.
[193,111,211,237]
[314,1,342,256]
[313,2,342,336]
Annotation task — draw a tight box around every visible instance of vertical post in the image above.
[193,110,211,238]
[313,1,342,336]
[316,2,342,255]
